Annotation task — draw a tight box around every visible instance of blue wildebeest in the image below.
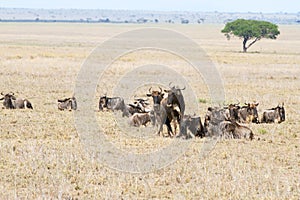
[204,107,253,140]
[147,86,182,137]
[179,114,205,139]
[261,103,285,123]
[129,111,155,127]
[238,102,259,123]
[0,92,33,109]
[224,102,240,122]
[57,96,77,111]
[99,95,129,117]
[127,98,151,115]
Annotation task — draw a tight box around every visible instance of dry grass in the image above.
[0,23,299,199]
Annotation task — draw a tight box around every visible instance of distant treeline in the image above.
[0,18,193,24]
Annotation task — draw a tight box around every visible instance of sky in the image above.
[0,0,299,13]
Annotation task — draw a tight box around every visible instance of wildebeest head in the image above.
[0,92,16,109]
[224,102,240,121]
[146,87,164,111]
[244,102,259,123]
[164,82,185,115]
[273,103,285,123]
[99,95,107,110]
[276,103,285,122]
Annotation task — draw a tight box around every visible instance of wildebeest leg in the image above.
[165,117,173,137]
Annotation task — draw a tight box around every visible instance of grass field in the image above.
[0,23,299,199]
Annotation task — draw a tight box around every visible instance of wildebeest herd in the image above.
[0,83,285,140]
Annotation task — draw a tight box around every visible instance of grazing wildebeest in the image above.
[57,96,77,111]
[238,102,259,123]
[129,111,155,127]
[204,107,253,140]
[0,92,33,109]
[261,103,285,123]
[99,95,129,117]
[146,87,176,136]
[179,114,205,139]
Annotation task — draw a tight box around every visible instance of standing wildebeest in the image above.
[57,96,77,111]
[0,92,33,109]
[164,82,185,119]
[99,95,129,117]
[179,114,205,139]
[204,107,253,140]
[238,102,259,123]
[146,87,181,137]
[261,103,285,123]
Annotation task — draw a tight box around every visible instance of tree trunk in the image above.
[243,37,248,52]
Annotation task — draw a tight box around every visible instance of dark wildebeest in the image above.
[224,102,240,122]
[0,92,33,109]
[129,111,155,127]
[238,102,259,123]
[164,82,185,119]
[147,87,181,137]
[261,103,285,123]
[204,107,253,140]
[127,98,150,115]
[99,95,129,117]
[179,114,205,139]
[57,96,77,111]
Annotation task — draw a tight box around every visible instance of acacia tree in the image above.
[221,19,280,52]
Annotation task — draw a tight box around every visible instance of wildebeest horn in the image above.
[148,87,152,93]
[0,92,3,95]
[179,86,186,90]
[159,87,162,93]
[169,82,173,87]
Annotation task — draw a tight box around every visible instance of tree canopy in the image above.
[221,19,280,52]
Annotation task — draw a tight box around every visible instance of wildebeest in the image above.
[179,114,205,139]
[127,98,150,115]
[99,95,129,117]
[129,111,155,127]
[146,86,181,137]
[164,82,185,118]
[261,103,285,123]
[0,92,33,109]
[224,102,240,121]
[57,96,77,111]
[238,102,259,123]
[204,107,253,140]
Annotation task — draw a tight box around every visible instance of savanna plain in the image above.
[0,23,299,199]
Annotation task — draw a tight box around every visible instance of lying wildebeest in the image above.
[57,96,77,111]
[179,114,205,139]
[204,107,253,140]
[261,103,285,123]
[127,98,150,115]
[224,102,240,121]
[147,86,181,137]
[0,92,33,109]
[238,102,259,123]
[129,111,155,127]
[99,95,129,117]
